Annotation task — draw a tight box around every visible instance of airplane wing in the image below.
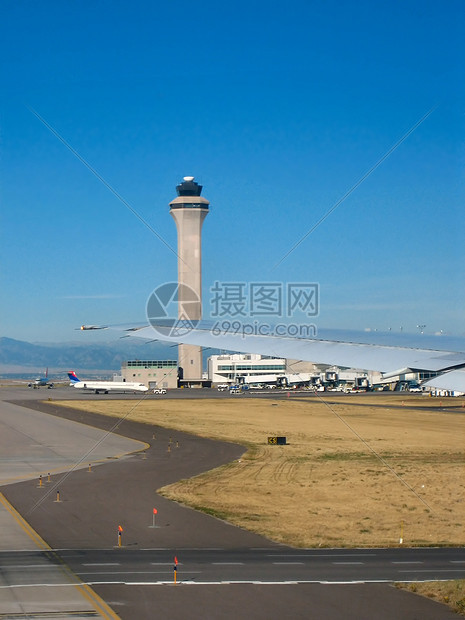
[81,320,465,393]
[422,370,465,392]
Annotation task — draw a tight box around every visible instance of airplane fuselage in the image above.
[28,378,53,389]
[71,380,148,394]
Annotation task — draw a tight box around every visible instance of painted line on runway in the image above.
[2,579,394,588]
[212,562,244,565]
[0,583,89,589]
[59,547,223,552]
[0,548,50,553]
[83,563,121,566]
[87,578,465,587]
[267,553,376,557]
[398,569,465,573]
[7,564,54,569]
[176,547,224,551]
[85,579,388,586]
[332,562,364,565]
[321,581,370,584]
[450,560,465,564]
[391,561,423,564]
[78,570,182,575]
[81,577,463,587]
[272,562,305,565]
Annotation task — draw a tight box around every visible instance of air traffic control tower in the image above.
[170,176,209,383]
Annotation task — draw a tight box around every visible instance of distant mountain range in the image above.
[0,336,176,375]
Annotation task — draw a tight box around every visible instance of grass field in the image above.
[54,394,465,549]
[396,580,465,616]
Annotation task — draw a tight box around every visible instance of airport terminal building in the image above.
[207,354,319,385]
[119,356,415,392]
[207,354,385,390]
[121,360,178,390]
[208,354,286,384]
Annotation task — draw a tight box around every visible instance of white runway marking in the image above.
[80,577,461,587]
[212,562,244,565]
[267,553,376,558]
[7,564,51,569]
[272,562,305,565]
[0,583,86,589]
[82,562,121,566]
[78,570,176,575]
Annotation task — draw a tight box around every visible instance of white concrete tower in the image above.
[170,176,209,382]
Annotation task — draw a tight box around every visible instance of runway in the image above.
[0,386,463,619]
[32,546,465,585]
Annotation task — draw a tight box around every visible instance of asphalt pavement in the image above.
[0,387,462,619]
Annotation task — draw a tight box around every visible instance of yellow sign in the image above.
[268,436,287,445]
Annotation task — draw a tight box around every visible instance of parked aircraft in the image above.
[80,322,465,394]
[28,368,53,389]
[68,371,148,394]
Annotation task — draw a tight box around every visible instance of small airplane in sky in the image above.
[68,371,148,394]
[28,368,53,389]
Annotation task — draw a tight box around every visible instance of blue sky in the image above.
[1,0,464,343]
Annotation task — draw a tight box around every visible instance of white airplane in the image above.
[68,371,148,394]
[28,368,53,389]
[80,322,465,394]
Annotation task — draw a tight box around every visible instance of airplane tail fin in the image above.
[68,371,80,383]
[45,367,48,378]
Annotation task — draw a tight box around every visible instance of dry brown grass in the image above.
[396,580,465,616]
[54,394,465,548]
